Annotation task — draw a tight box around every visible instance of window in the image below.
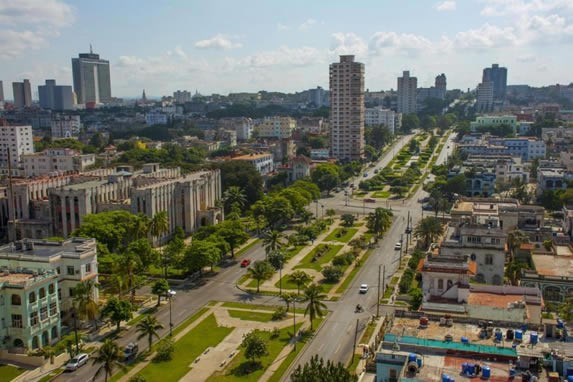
[69,288,74,298]
[11,294,21,306]
[12,314,23,328]
[48,284,55,294]
[85,263,91,273]
[29,292,36,303]
[39,288,46,299]
[56,267,61,275]
[49,302,57,316]
[30,311,38,326]
[437,279,444,289]
[485,254,494,265]
[40,306,48,321]
[67,266,74,275]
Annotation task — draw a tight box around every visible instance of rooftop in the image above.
[0,238,96,261]
[531,253,573,278]
[0,269,57,289]
[231,152,273,160]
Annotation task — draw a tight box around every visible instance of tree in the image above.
[128,375,147,382]
[340,214,355,227]
[241,331,269,364]
[401,113,420,133]
[101,297,133,333]
[507,229,529,258]
[281,292,297,311]
[163,229,185,277]
[150,211,169,246]
[558,292,573,322]
[136,315,164,350]
[73,280,99,329]
[263,230,286,256]
[247,260,274,292]
[223,186,247,213]
[311,164,340,194]
[414,216,444,249]
[367,208,393,237]
[543,239,553,251]
[538,190,563,211]
[119,247,143,303]
[152,279,170,307]
[325,209,336,218]
[268,250,286,271]
[217,161,264,208]
[290,355,358,382]
[505,261,529,286]
[184,240,221,274]
[218,220,249,257]
[92,339,125,382]
[303,283,327,330]
[288,270,312,295]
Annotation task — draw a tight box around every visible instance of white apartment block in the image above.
[397,71,417,114]
[21,148,96,177]
[256,117,296,139]
[476,82,494,112]
[0,124,34,175]
[230,153,274,175]
[173,90,191,104]
[51,115,81,139]
[364,107,400,134]
[329,55,365,161]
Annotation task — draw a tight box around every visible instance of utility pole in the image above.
[293,298,297,351]
[399,233,404,264]
[376,264,381,318]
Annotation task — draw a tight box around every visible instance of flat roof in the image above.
[531,254,573,277]
[0,272,34,284]
[0,238,96,260]
[232,153,272,160]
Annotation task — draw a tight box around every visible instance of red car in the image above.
[363,198,376,203]
[240,259,251,267]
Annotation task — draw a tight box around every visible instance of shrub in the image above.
[399,269,415,294]
[129,375,147,382]
[154,339,174,362]
[332,253,355,266]
[272,307,288,321]
[270,327,281,339]
[322,266,344,283]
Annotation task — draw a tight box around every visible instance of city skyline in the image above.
[1,0,573,98]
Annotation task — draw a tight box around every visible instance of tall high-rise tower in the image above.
[329,55,365,161]
[12,79,32,108]
[397,71,417,114]
[72,47,112,104]
[482,64,507,100]
[0,80,4,102]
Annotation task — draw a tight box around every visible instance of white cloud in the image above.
[194,35,242,50]
[480,0,573,17]
[277,22,289,31]
[435,1,456,11]
[370,32,435,56]
[516,54,536,63]
[0,0,74,60]
[299,18,317,30]
[329,33,368,57]
[235,46,323,68]
[452,23,518,49]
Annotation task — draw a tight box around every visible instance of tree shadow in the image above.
[230,360,263,376]
[234,292,256,303]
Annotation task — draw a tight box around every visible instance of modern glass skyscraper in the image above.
[482,64,507,100]
[71,48,111,104]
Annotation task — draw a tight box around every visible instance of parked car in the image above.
[374,169,379,174]
[418,197,430,203]
[65,353,89,371]
[363,173,368,177]
[240,259,251,267]
[394,242,402,250]
[364,198,376,203]
[422,204,433,211]
[359,284,369,294]
[124,342,139,362]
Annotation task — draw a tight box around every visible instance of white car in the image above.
[65,353,89,371]
[394,242,402,250]
[359,284,369,294]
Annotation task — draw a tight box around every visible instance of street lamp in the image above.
[344,190,349,206]
[168,289,176,337]
[321,204,324,219]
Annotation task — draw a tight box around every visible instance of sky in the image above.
[1,0,573,98]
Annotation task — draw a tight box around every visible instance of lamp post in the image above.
[293,298,297,351]
[344,191,348,206]
[71,309,79,356]
[321,204,324,219]
[168,289,176,337]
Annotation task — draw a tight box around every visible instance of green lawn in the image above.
[235,239,261,257]
[221,302,277,312]
[127,307,158,326]
[372,191,391,198]
[227,309,275,322]
[284,245,304,260]
[274,273,314,291]
[294,244,343,271]
[324,228,358,243]
[0,365,25,382]
[335,249,373,294]
[38,368,63,382]
[138,314,234,381]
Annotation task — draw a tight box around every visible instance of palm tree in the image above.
[367,208,393,237]
[247,260,274,293]
[288,271,311,295]
[118,250,142,303]
[281,292,297,311]
[413,216,444,249]
[73,280,99,329]
[136,315,164,350]
[92,339,125,382]
[223,186,247,211]
[150,211,170,278]
[302,283,327,330]
[262,230,286,257]
[507,229,529,259]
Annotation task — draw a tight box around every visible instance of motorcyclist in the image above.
[356,304,363,312]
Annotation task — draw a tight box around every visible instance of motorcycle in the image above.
[355,304,364,313]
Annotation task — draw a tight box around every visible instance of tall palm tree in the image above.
[288,270,311,295]
[118,250,141,303]
[92,339,125,382]
[73,280,99,329]
[223,186,247,211]
[281,292,297,311]
[367,208,393,237]
[507,229,529,259]
[150,211,170,278]
[262,230,286,257]
[247,260,274,293]
[136,315,164,350]
[302,283,327,330]
[413,216,444,249]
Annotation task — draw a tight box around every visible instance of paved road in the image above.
[53,241,275,382]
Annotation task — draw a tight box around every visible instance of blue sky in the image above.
[1,0,573,98]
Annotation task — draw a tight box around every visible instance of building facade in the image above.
[230,153,274,175]
[397,71,417,114]
[256,117,296,139]
[329,55,365,161]
[21,149,96,177]
[12,80,32,109]
[51,115,81,139]
[364,107,399,134]
[38,80,74,111]
[470,115,517,132]
[0,124,34,175]
[482,63,508,100]
[72,50,112,104]
[476,82,494,112]
[0,80,5,102]
[173,90,191,104]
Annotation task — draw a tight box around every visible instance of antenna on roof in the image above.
[90,43,93,54]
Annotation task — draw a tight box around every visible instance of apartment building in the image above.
[397,71,417,114]
[0,124,34,175]
[256,117,296,139]
[329,55,365,161]
[21,148,96,177]
[51,115,80,139]
[229,153,274,175]
[364,107,400,134]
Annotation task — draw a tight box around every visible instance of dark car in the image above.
[124,343,139,362]
[364,198,376,203]
[422,204,433,211]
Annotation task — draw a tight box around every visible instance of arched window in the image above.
[543,286,562,302]
[11,294,21,306]
[39,288,46,299]
[48,284,55,294]
[29,292,36,303]
[31,336,39,349]
[13,338,24,348]
[51,326,58,340]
